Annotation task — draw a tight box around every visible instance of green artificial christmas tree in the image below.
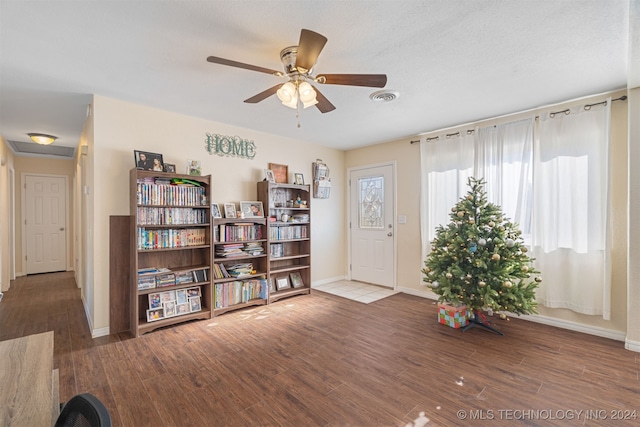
[422,177,541,334]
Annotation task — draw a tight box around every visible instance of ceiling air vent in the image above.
[369,90,400,102]
[7,140,76,159]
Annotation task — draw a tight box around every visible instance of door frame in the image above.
[347,161,397,288]
[21,173,70,274]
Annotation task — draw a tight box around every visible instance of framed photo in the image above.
[134,150,164,172]
[164,300,177,317]
[211,203,222,219]
[294,173,304,185]
[176,289,188,305]
[189,296,202,312]
[176,302,190,316]
[186,287,201,298]
[148,292,162,309]
[269,163,288,184]
[276,276,290,291]
[187,159,201,176]
[147,308,164,322]
[290,272,304,288]
[224,203,237,218]
[240,201,264,218]
[264,169,276,183]
[163,163,176,173]
[160,290,176,303]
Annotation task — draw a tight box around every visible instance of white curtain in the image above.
[420,133,474,260]
[475,118,534,240]
[532,99,611,318]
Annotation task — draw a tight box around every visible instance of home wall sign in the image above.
[204,133,256,160]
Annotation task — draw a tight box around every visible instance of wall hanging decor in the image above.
[204,133,256,159]
[312,159,331,198]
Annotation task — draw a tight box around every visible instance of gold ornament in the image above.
[522,266,529,272]
[466,274,472,279]
[479,281,486,287]
[499,313,507,320]
[535,276,542,283]
[491,253,501,261]
[521,247,528,253]
[488,221,495,227]
[502,281,513,288]
[469,218,475,224]
[457,211,465,218]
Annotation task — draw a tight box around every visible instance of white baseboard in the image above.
[625,338,640,353]
[80,292,110,338]
[311,275,347,288]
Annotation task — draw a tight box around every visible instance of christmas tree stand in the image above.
[462,311,504,336]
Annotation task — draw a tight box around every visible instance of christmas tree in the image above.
[422,177,541,332]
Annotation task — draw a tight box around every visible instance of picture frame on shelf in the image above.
[160,290,176,304]
[187,159,201,176]
[163,163,176,173]
[176,289,188,305]
[164,300,177,317]
[240,201,264,218]
[294,173,304,185]
[269,163,288,183]
[147,308,164,322]
[134,150,164,171]
[189,296,202,312]
[148,292,162,309]
[290,272,304,288]
[186,287,201,298]
[211,203,222,219]
[224,203,237,218]
[265,169,276,183]
[176,303,190,315]
[276,276,291,290]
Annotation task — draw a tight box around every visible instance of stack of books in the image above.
[216,243,245,257]
[243,242,264,256]
[226,263,254,278]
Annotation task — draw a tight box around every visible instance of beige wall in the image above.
[346,90,630,337]
[0,137,16,292]
[88,95,346,334]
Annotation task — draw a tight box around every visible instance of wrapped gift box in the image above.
[438,303,468,328]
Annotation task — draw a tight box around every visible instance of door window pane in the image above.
[359,176,384,229]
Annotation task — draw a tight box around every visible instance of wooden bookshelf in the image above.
[129,169,212,336]
[211,217,269,314]
[257,181,311,303]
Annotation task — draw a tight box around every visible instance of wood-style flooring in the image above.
[0,272,638,426]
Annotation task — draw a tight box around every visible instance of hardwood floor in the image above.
[0,272,638,426]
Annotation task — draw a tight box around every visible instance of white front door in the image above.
[349,163,395,288]
[25,175,67,274]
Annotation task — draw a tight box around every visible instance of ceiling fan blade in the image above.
[316,73,387,88]
[312,86,336,113]
[295,29,328,73]
[207,56,282,76]
[244,85,281,103]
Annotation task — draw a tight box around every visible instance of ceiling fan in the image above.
[206,29,387,114]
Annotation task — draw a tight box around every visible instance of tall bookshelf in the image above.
[257,181,311,302]
[211,218,269,315]
[129,169,212,336]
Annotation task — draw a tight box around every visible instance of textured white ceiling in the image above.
[0,0,634,151]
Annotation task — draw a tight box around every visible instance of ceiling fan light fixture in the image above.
[298,81,318,108]
[277,82,298,109]
[27,133,57,145]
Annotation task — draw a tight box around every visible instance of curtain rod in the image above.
[410,95,627,144]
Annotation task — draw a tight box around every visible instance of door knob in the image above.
[60,227,65,231]
[387,232,393,237]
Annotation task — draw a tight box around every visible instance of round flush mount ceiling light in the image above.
[28,133,57,145]
[369,90,400,102]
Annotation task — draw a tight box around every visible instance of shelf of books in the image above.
[130,169,212,336]
[212,217,269,315]
[257,181,311,303]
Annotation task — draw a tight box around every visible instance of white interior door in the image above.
[349,164,395,288]
[25,175,67,274]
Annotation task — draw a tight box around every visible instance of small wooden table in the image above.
[0,331,57,426]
